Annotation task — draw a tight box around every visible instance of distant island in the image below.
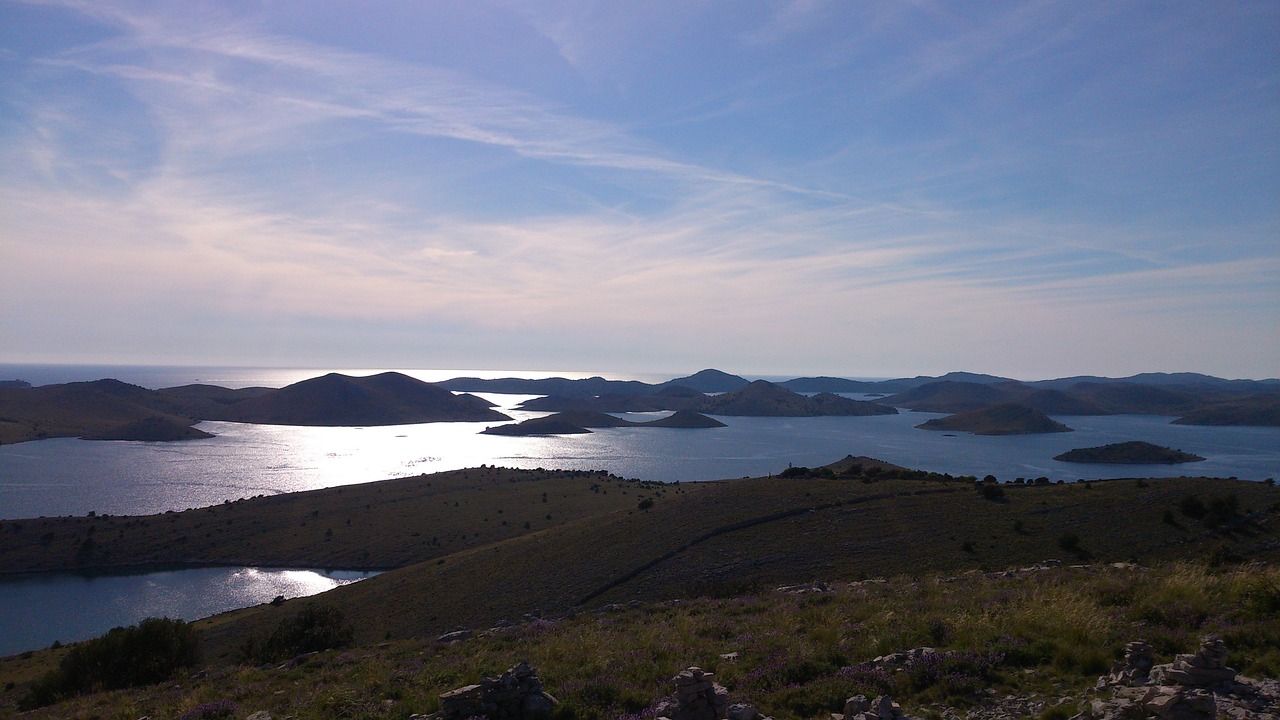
[3,367,1277,445]
[84,415,215,442]
[696,380,897,417]
[482,409,725,436]
[0,372,508,444]
[1054,441,1206,464]
[916,403,1074,435]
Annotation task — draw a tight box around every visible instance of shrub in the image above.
[242,603,354,664]
[22,617,199,709]
[1058,532,1080,552]
[980,484,1005,501]
[1180,495,1207,519]
[1202,494,1239,529]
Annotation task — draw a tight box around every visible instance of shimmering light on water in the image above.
[0,567,377,656]
[1,393,1278,519]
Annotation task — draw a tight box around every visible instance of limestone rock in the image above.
[1162,635,1237,687]
[436,662,557,720]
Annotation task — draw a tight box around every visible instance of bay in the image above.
[0,567,377,657]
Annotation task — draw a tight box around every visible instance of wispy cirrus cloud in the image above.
[2,0,1276,377]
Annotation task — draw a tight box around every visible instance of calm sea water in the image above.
[1,366,1278,520]
[0,567,377,656]
[1,365,1277,655]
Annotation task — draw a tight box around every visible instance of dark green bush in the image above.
[1202,494,1239,529]
[21,617,199,709]
[1180,495,1207,519]
[242,603,354,664]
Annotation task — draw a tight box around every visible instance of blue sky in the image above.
[1,1,1277,380]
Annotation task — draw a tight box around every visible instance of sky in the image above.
[1,1,1277,381]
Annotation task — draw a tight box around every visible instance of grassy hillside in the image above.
[2,459,1278,719]
[0,468,673,572]
[3,562,1278,720]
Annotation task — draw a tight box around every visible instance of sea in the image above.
[1,364,1278,655]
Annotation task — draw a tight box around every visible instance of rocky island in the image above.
[1054,440,1206,464]
[915,403,1074,435]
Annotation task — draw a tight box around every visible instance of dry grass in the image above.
[3,562,1277,720]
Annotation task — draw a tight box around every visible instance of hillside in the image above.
[915,403,1074,435]
[5,459,1278,668]
[83,415,215,441]
[2,459,1279,719]
[7,561,1279,720]
[0,380,205,445]
[193,468,1280,664]
[1054,441,1206,465]
[0,467,667,573]
[1172,396,1280,427]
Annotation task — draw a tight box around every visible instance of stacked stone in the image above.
[1163,635,1237,687]
[664,667,729,720]
[438,684,485,719]
[1139,686,1216,720]
[1106,640,1156,686]
[838,694,907,720]
[436,662,557,720]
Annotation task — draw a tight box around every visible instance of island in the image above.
[1053,441,1206,464]
[696,380,897,417]
[482,409,726,436]
[84,416,215,442]
[915,403,1073,435]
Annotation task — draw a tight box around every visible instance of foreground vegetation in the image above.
[2,562,1277,719]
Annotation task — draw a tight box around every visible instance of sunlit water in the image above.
[2,393,1277,519]
[0,567,377,656]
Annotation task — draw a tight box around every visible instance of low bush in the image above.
[241,603,354,664]
[21,617,199,709]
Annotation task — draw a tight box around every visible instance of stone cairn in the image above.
[836,694,910,720]
[1156,634,1237,687]
[1072,635,1280,720]
[428,662,558,720]
[654,667,730,720]
[1103,639,1156,686]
